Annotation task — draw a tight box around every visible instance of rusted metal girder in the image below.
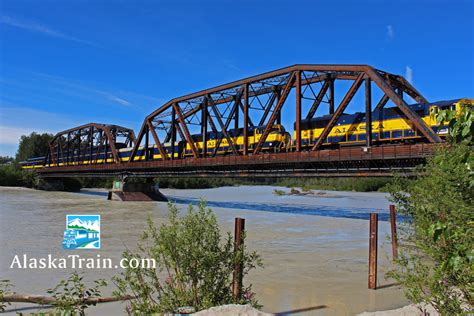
[365,68,441,143]
[312,73,365,151]
[174,103,199,158]
[207,95,239,156]
[306,80,330,119]
[119,64,442,163]
[295,70,302,152]
[212,88,244,157]
[253,71,296,154]
[147,120,169,160]
[243,83,249,155]
[36,143,437,177]
[375,94,389,110]
[45,123,135,166]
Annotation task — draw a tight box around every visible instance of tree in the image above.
[0,156,14,164]
[387,106,474,315]
[15,132,54,162]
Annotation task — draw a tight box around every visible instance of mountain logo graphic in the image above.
[63,215,101,250]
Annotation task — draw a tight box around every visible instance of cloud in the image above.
[405,66,413,84]
[106,95,132,106]
[0,105,75,155]
[386,25,394,41]
[0,126,55,145]
[0,15,94,46]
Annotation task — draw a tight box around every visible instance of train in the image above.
[21,98,472,169]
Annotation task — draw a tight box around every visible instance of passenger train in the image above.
[21,98,472,169]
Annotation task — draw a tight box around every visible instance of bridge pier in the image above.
[107,178,167,202]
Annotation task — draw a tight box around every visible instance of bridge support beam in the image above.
[108,178,167,202]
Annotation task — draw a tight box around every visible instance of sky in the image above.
[0,0,473,157]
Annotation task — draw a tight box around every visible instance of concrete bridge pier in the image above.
[107,178,168,202]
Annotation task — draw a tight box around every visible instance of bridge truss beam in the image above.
[44,123,136,167]
[128,64,441,163]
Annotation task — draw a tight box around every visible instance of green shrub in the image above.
[388,144,473,315]
[113,201,262,314]
[0,164,37,187]
[0,280,13,312]
[47,271,107,316]
[273,189,286,195]
[386,103,474,315]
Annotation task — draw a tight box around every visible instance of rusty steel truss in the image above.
[129,64,440,162]
[39,64,444,177]
[45,123,135,166]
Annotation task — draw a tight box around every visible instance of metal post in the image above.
[202,98,208,157]
[66,132,70,166]
[295,70,302,152]
[397,88,403,99]
[145,125,149,161]
[390,205,398,260]
[104,136,108,164]
[89,127,94,164]
[232,217,245,301]
[329,76,335,114]
[243,83,249,155]
[56,139,60,165]
[276,88,281,125]
[365,78,372,147]
[171,107,176,160]
[78,129,82,164]
[368,213,378,289]
[234,95,239,130]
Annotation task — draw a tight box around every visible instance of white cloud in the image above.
[405,66,413,84]
[0,15,94,46]
[106,95,132,106]
[0,126,55,145]
[386,25,394,41]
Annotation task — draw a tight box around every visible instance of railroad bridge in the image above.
[31,64,446,180]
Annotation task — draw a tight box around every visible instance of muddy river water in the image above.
[0,186,409,315]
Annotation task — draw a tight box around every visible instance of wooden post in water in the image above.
[232,217,245,301]
[390,205,398,260]
[368,213,378,289]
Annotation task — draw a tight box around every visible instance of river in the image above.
[0,186,408,315]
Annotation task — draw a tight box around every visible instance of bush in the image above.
[387,105,474,315]
[113,201,262,314]
[47,271,107,316]
[388,144,473,314]
[0,164,37,187]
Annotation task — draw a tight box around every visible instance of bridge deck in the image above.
[36,143,436,178]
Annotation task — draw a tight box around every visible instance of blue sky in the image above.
[0,0,473,156]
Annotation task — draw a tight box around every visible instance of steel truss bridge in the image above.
[37,64,442,178]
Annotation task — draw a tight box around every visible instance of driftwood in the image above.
[2,293,135,305]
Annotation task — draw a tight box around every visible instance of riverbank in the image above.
[0,186,408,315]
[0,163,393,192]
